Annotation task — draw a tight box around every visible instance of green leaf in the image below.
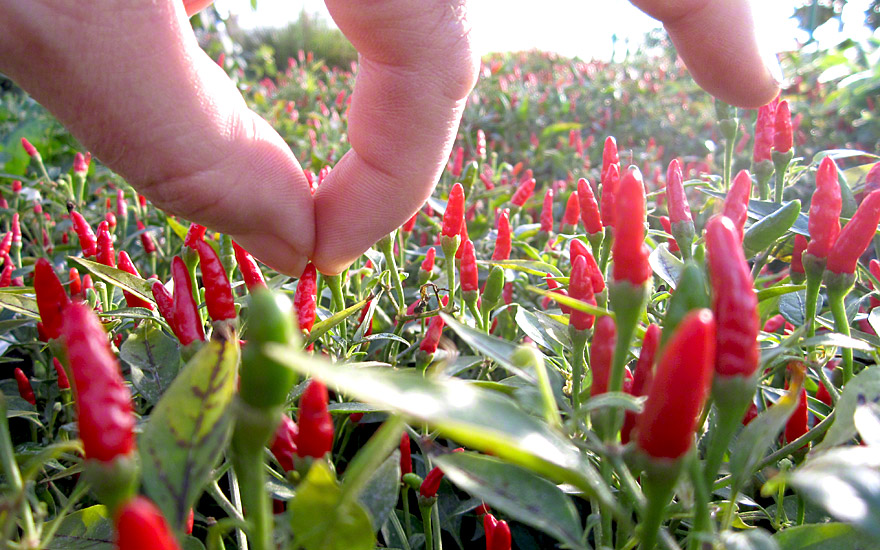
[120,324,181,404]
[514,307,571,351]
[0,319,31,334]
[815,367,880,452]
[68,257,154,303]
[774,523,878,550]
[525,285,612,318]
[289,462,375,550]
[434,453,584,550]
[306,297,369,344]
[479,259,563,277]
[441,313,535,381]
[786,447,880,538]
[854,402,880,446]
[700,191,809,236]
[140,339,238,531]
[261,347,619,515]
[357,450,401,531]
[0,292,40,318]
[46,505,113,549]
[756,285,806,302]
[648,243,683,288]
[541,122,581,139]
[778,290,808,326]
[728,384,801,493]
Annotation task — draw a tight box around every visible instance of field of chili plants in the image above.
[1,37,880,550]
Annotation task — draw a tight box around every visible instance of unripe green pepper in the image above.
[240,289,300,409]
[480,266,505,318]
[661,261,709,349]
[742,199,801,256]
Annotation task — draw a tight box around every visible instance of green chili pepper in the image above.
[742,199,801,257]
[661,261,710,349]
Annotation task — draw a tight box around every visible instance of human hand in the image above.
[0,0,776,277]
[0,0,479,276]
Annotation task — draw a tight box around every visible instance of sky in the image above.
[212,0,876,61]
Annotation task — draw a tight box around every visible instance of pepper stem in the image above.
[607,281,650,435]
[827,286,854,384]
[230,401,281,550]
[569,329,588,414]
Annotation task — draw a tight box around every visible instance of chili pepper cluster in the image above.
[3,50,880,550]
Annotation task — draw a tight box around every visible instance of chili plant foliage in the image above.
[2,43,880,550]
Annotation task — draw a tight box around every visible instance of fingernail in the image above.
[761,49,784,86]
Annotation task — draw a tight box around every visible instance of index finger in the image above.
[630,0,781,108]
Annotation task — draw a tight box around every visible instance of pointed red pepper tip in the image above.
[14,368,36,405]
[53,358,70,390]
[635,309,716,460]
[296,379,334,459]
[184,223,207,248]
[115,496,182,550]
[441,183,466,238]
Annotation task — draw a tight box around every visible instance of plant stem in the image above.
[827,288,853,383]
[803,269,823,339]
[570,330,588,413]
[420,505,434,550]
[687,452,713,550]
[0,394,38,548]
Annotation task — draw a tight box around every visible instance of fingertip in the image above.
[635,0,781,109]
[182,0,214,18]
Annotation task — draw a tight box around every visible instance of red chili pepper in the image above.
[294,262,318,333]
[540,189,554,233]
[455,217,470,259]
[492,210,512,261]
[562,191,580,229]
[232,241,267,290]
[612,168,652,285]
[400,432,412,476]
[621,323,660,444]
[460,239,479,294]
[34,258,71,340]
[11,213,20,246]
[543,274,570,313]
[61,302,135,462]
[753,103,775,163]
[420,298,448,354]
[420,466,445,498]
[21,137,38,158]
[270,414,298,472]
[722,170,753,240]
[773,100,793,153]
[54,358,70,390]
[14,368,36,405]
[785,375,809,446]
[137,220,157,255]
[71,211,98,257]
[659,216,679,252]
[569,239,605,293]
[194,239,236,321]
[116,189,128,221]
[114,496,182,550]
[11,180,22,194]
[296,380,334,459]
[805,157,842,259]
[96,222,115,267]
[600,164,620,228]
[666,159,692,224]
[763,314,786,333]
[0,232,12,256]
[589,315,616,397]
[601,136,619,183]
[422,247,436,272]
[635,309,715,460]
[117,252,154,310]
[484,514,511,550]
[511,178,536,207]
[577,178,602,236]
[568,256,596,331]
[826,190,880,275]
[402,211,418,233]
[706,216,760,378]
[105,211,117,230]
[184,223,207,248]
[442,183,465,238]
[152,257,205,345]
[791,234,808,280]
[451,146,464,178]
[0,262,12,288]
